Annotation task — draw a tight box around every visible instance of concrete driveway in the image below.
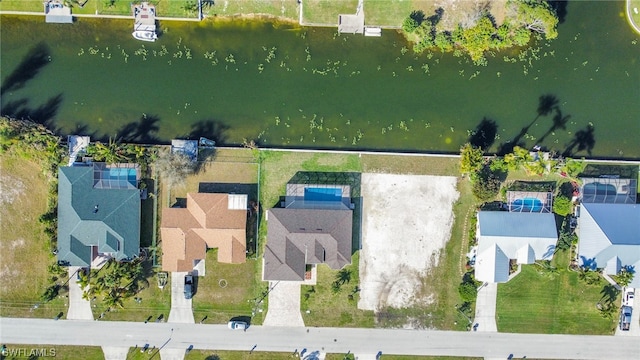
[168,272,194,324]
[66,266,94,320]
[101,346,129,360]
[473,283,497,332]
[263,281,304,327]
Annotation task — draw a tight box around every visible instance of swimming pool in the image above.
[511,197,543,212]
[304,187,342,202]
[583,183,617,195]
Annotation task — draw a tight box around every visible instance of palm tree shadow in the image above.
[563,124,595,157]
[468,117,498,150]
[538,108,571,144]
[187,119,229,145]
[113,114,161,144]
[1,42,51,96]
[2,93,64,132]
[498,94,559,155]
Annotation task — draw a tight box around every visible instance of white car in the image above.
[227,321,248,330]
[624,288,634,307]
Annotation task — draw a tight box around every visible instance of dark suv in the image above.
[184,275,194,299]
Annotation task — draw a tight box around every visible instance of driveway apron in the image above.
[102,346,129,360]
[66,266,94,320]
[473,283,498,332]
[168,272,194,324]
[263,281,305,327]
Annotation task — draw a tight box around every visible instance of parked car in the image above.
[227,320,248,330]
[184,275,194,299]
[624,288,635,307]
[619,306,632,331]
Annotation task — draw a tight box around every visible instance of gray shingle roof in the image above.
[263,208,352,281]
[57,164,140,266]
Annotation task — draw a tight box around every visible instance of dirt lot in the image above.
[358,173,459,311]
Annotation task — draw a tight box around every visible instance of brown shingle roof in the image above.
[161,193,247,272]
[263,208,352,281]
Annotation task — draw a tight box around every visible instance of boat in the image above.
[132,30,157,42]
[132,2,157,42]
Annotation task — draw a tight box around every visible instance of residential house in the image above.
[161,193,247,273]
[57,163,140,267]
[263,184,353,281]
[475,203,558,283]
[577,177,639,287]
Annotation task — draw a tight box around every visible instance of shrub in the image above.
[458,282,477,303]
[553,195,572,217]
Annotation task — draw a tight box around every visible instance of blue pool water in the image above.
[304,187,342,202]
[108,168,137,182]
[512,198,543,212]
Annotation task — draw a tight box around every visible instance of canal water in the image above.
[1,1,638,158]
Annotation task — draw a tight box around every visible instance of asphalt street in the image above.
[1,317,638,359]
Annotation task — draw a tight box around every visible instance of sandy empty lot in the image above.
[358,173,459,311]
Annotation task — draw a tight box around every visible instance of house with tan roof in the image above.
[161,193,248,273]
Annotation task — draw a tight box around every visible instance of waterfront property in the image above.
[161,192,248,273]
[263,183,353,281]
[57,162,141,267]
[475,210,558,283]
[577,178,640,287]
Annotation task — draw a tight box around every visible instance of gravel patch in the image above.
[358,173,459,311]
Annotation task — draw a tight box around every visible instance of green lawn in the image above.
[203,0,300,19]
[302,0,358,25]
[326,355,481,360]
[89,262,172,322]
[1,345,104,360]
[496,250,617,334]
[302,252,375,327]
[192,250,265,325]
[363,0,434,27]
[184,349,295,360]
[0,149,67,319]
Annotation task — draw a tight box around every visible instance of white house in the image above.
[475,211,558,283]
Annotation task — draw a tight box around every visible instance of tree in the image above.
[613,266,635,287]
[509,0,559,39]
[553,195,572,217]
[460,143,484,177]
[458,282,477,302]
[402,17,420,33]
[471,166,502,202]
[154,149,196,189]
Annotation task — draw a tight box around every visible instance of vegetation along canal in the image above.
[1,1,638,158]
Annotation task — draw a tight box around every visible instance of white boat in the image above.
[132,30,157,42]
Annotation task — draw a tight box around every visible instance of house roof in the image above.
[57,164,140,267]
[263,208,352,281]
[161,193,247,272]
[475,211,558,283]
[578,203,640,287]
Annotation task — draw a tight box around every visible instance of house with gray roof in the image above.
[263,184,353,281]
[475,211,558,283]
[577,203,640,287]
[57,163,141,267]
